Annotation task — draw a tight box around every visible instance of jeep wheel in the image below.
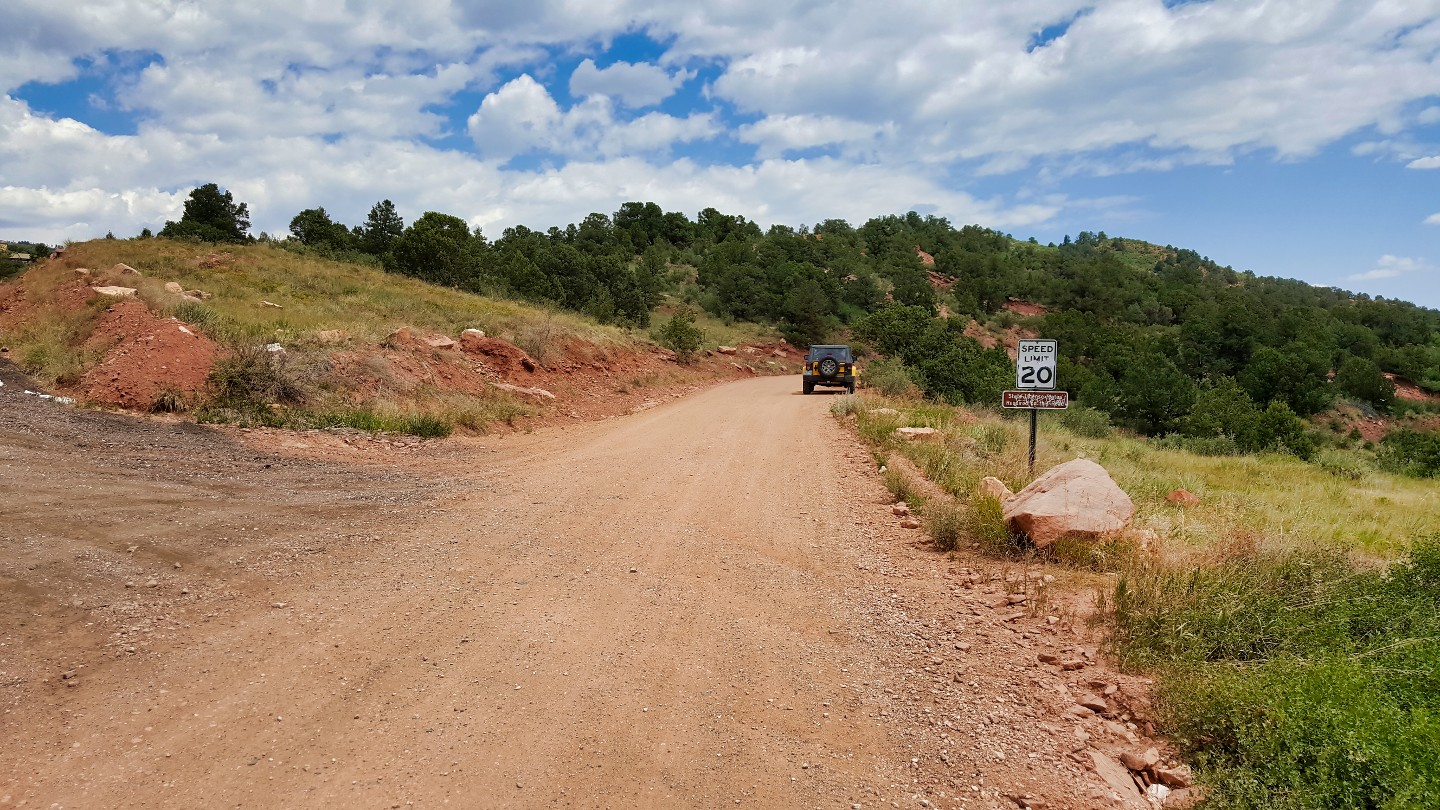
[846,382,855,395]
[803,381,814,395]
[818,358,839,377]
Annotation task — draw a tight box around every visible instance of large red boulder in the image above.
[1002,459,1134,548]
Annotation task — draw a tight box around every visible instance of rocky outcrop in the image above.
[458,334,538,373]
[1002,459,1134,548]
[91,286,137,297]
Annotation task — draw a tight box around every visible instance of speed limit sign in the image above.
[1016,339,1057,389]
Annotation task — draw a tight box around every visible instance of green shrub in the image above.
[1060,404,1112,438]
[829,395,863,416]
[1378,429,1440,478]
[655,306,704,364]
[861,357,919,397]
[205,347,305,408]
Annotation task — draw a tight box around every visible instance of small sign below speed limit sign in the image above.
[1016,339,1057,389]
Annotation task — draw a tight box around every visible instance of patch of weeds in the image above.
[856,410,903,447]
[882,466,923,508]
[1312,448,1370,480]
[972,423,1010,455]
[1052,534,1141,572]
[169,300,220,330]
[829,394,864,417]
[205,347,305,409]
[149,388,189,413]
[1109,539,1440,808]
[1155,433,1241,456]
[968,495,1020,557]
[922,500,967,552]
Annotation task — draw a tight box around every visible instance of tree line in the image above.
[152,183,1440,456]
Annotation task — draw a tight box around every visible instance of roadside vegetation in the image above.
[838,389,1440,807]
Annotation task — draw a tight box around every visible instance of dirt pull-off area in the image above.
[2,369,1176,809]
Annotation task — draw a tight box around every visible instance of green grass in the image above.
[54,238,631,352]
[1111,540,1440,808]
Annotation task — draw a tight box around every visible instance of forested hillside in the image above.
[148,186,1440,461]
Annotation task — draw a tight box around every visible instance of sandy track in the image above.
[2,372,1146,809]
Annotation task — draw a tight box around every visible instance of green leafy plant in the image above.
[655,306,704,363]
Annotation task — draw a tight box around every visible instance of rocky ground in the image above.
[1,367,1192,809]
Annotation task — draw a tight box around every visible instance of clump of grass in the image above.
[205,347,306,409]
[965,495,1016,556]
[829,394,863,417]
[1110,539,1440,808]
[922,501,967,551]
[1052,534,1142,571]
[1313,448,1370,480]
[972,422,1011,455]
[149,388,189,414]
[1155,433,1242,456]
[881,465,923,507]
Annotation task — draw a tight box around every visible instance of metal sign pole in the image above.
[1029,408,1038,475]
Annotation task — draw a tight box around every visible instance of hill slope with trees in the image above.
[32,183,1440,466]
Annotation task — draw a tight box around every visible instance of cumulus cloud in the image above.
[468,76,717,161]
[1426,213,1440,226]
[737,114,895,159]
[1408,156,1440,169]
[569,59,691,107]
[467,74,565,160]
[1348,255,1431,282]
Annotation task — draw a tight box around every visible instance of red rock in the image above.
[1156,765,1194,788]
[1166,488,1200,506]
[1002,459,1134,548]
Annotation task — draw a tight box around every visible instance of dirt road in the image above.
[2,371,1153,809]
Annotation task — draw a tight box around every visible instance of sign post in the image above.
[1005,339,1064,475]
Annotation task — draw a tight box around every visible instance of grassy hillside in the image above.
[3,239,756,435]
[47,238,633,354]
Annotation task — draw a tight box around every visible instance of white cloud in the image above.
[1347,255,1431,282]
[1408,156,1440,169]
[569,59,691,107]
[466,74,564,160]
[468,77,718,161]
[737,114,895,159]
[1425,213,1440,226]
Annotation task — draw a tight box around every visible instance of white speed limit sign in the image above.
[1016,339,1057,389]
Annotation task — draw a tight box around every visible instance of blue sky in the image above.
[2,1,1437,308]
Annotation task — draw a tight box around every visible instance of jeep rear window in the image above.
[807,346,851,361]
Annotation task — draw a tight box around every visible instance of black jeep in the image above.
[803,344,855,394]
